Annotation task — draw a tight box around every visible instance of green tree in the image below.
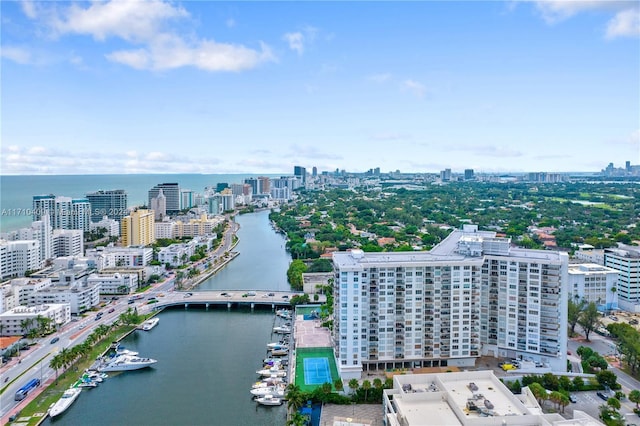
[285,384,305,414]
[607,397,621,410]
[628,389,640,408]
[334,379,344,393]
[597,370,618,390]
[578,302,601,342]
[362,379,371,402]
[348,379,359,395]
[568,298,585,335]
[287,260,308,291]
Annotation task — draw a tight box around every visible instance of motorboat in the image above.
[255,394,283,406]
[266,342,288,350]
[77,381,98,388]
[273,325,291,334]
[250,385,286,397]
[108,342,139,357]
[264,358,288,367]
[270,348,289,357]
[257,367,286,377]
[261,375,286,386]
[98,354,157,372]
[49,387,82,418]
[140,317,159,331]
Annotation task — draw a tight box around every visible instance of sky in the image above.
[1,1,639,175]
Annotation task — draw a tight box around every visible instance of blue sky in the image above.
[1,1,639,175]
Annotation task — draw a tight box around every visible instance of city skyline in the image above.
[1,1,639,175]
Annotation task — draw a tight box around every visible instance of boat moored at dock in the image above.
[139,317,160,331]
[48,387,82,418]
[98,354,157,372]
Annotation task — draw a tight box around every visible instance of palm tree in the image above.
[49,353,64,381]
[334,378,344,393]
[285,384,304,414]
[348,378,359,395]
[286,412,308,426]
[373,378,383,390]
[362,380,371,402]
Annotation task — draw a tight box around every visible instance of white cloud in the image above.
[606,8,640,39]
[52,0,188,42]
[367,73,392,83]
[21,0,274,72]
[534,1,639,39]
[20,0,38,19]
[283,32,305,55]
[402,79,427,99]
[226,18,236,28]
[0,145,224,174]
[0,46,33,64]
[629,129,640,145]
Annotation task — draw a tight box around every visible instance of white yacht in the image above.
[250,385,286,397]
[272,325,291,334]
[140,317,159,331]
[255,394,283,406]
[256,367,286,377]
[99,354,157,372]
[49,387,82,418]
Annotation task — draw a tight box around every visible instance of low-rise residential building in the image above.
[33,281,100,314]
[0,239,40,279]
[85,245,153,269]
[0,277,54,311]
[90,216,121,237]
[383,370,602,426]
[157,241,197,267]
[0,304,71,336]
[568,263,619,309]
[155,221,177,239]
[87,273,138,295]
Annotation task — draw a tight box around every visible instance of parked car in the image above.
[569,395,577,403]
[501,363,517,371]
[597,391,608,401]
[630,319,639,325]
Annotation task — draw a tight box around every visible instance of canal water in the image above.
[45,210,291,425]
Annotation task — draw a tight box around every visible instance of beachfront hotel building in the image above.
[32,195,91,232]
[332,225,568,380]
[121,209,155,247]
[85,189,128,223]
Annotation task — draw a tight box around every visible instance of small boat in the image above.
[257,368,286,377]
[77,381,98,388]
[270,348,289,357]
[273,326,291,334]
[255,394,283,406]
[49,387,82,418]
[139,317,159,331]
[266,342,288,350]
[261,375,286,386]
[250,385,286,397]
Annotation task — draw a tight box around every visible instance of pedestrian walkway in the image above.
[319,403,384,426]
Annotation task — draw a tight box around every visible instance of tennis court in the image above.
[295,347,341,392]
[303,358,331,385]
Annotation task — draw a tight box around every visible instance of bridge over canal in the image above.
[146,290,306,311]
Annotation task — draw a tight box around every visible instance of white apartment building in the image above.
[574,249,605,265]
[0,304,71,336]
[85,246,153,269]
[0,240,40,279]
[157,242,197,267]
[568,263,619,309]
[2,277,54,310]
[33,281,100,314]
[52,229,84,258]
[1,215,55,267]
[155,221,177,239]
[90,216,120,237]
[605,245,640,312]
[332,225,568,380]
[383,370,602,426]
[87,273,138,295]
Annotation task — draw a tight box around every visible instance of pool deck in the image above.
[293,315,332,348]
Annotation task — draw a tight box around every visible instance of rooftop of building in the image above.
[384,370,603,426]
[568,263,619,275]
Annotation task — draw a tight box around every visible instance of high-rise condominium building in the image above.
[332,225,568,380]
[294,166,306,185]
[85,189,128,223]
[121,209,155,247]
[148,183,180,215]
[33,195,91,232]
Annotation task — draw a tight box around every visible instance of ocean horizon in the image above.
[0,173,277,233]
